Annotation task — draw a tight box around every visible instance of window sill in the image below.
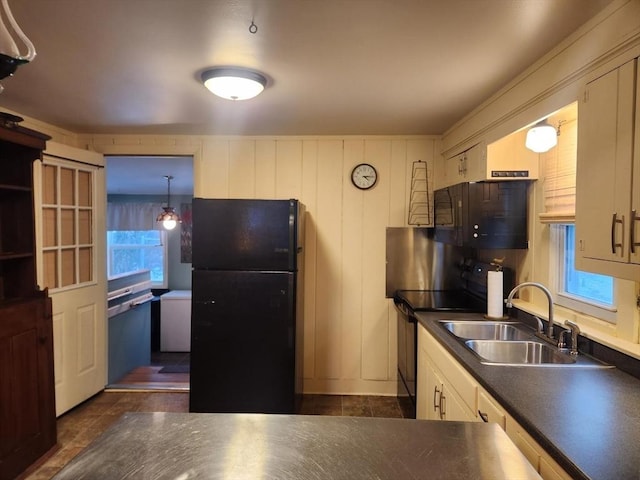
[509,299,640,361]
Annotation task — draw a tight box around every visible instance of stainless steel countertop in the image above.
[52,412,540,479]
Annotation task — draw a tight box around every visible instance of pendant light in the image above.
[201,67,267,101]
[156,175,181,230]
[0,0,37,92]
[525,120,558,153]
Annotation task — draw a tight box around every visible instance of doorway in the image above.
[104,155,193,391]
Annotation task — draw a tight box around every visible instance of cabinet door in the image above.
[417,325,441,420]
[506,414,573,480]
[422,360,442,420]
[0,298,56,480]
[439,378,477,422]
[443,145,484,186]
[443,153,466,187]
[421,359,474,422]
[576,59,635,264]
[478,390,506,430]
[631,63,640,266]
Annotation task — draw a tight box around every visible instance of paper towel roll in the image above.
[487,271,504,319]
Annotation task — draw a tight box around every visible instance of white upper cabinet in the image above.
[575,57,640,281]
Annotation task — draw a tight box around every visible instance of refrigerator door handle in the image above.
[194,300,216,305]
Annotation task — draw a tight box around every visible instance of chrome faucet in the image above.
[505,282,555,340]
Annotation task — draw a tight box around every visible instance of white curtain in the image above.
[107,202,164,230]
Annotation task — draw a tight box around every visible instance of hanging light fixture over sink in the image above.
[525,119,558,153]
[156,175,181,230]
[201,67,267,101]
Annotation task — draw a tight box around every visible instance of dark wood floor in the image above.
[107,351,190,391]
[108,365,190,390]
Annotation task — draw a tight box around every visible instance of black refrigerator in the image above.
[189,198,305,414]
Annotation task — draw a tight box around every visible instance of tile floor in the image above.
[24,391,406,479]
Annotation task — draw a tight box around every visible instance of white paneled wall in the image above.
[88,134,437,395]
[196,136,436,394]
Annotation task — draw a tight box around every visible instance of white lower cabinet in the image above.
[505,414,573,480]
[422,358,475,421]
[417,321,477,421]
[417,323,572,480]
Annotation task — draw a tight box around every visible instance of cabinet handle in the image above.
[478,410,489,423]
[439,389,446,420]
[631,210,640,254]
[611,213,624,254]
[433,385,441,411]
[458,154,467,176]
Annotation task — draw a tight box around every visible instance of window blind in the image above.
[538,118,577,224]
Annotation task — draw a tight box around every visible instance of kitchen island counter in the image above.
[52,412,540,479]
[416,311,640,480]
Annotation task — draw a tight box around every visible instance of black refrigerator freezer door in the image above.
[192,198,299,271]
[189,270,298,414]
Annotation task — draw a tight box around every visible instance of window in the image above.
[41,161,97,291]
[552,224,616,322]
[107,230,168,288]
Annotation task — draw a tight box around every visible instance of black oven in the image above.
[394,299,416,419]
[394,262,513,418]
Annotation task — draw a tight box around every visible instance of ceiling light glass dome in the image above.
[201,67,267,101]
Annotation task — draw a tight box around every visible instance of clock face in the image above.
[351,163,378,190]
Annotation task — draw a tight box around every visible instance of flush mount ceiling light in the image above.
[525,120,558,153]
[156,175,181,230]
[201,67,267,101]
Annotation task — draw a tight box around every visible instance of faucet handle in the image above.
[564,320,581,355]
[534,316,544,334]
[564,320,580,333]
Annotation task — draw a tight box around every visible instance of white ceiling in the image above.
[0,0,614,192]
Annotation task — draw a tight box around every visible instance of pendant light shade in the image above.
[156,175,181,230]
[201,67,267,101]
[0,0,37,91]
[525,120,558,153]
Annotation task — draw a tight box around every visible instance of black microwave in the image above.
[433,181,529,249]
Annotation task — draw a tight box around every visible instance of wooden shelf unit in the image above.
[0,121,56,480]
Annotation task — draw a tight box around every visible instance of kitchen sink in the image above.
[440,321,533,341]
[437,319,614,368]
[464,340,576,365]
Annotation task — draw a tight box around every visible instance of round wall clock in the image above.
[351,163,378,190]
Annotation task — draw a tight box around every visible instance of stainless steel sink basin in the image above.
[465,340,576,365]
[440,321,533,341]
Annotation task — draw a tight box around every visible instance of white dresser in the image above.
[160,290,192,352]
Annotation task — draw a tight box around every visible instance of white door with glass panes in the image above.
[34,143,106,416]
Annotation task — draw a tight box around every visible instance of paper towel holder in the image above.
[490,257,505,271]
[485,264,509,320]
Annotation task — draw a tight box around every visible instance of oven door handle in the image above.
[394,300,416,322]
